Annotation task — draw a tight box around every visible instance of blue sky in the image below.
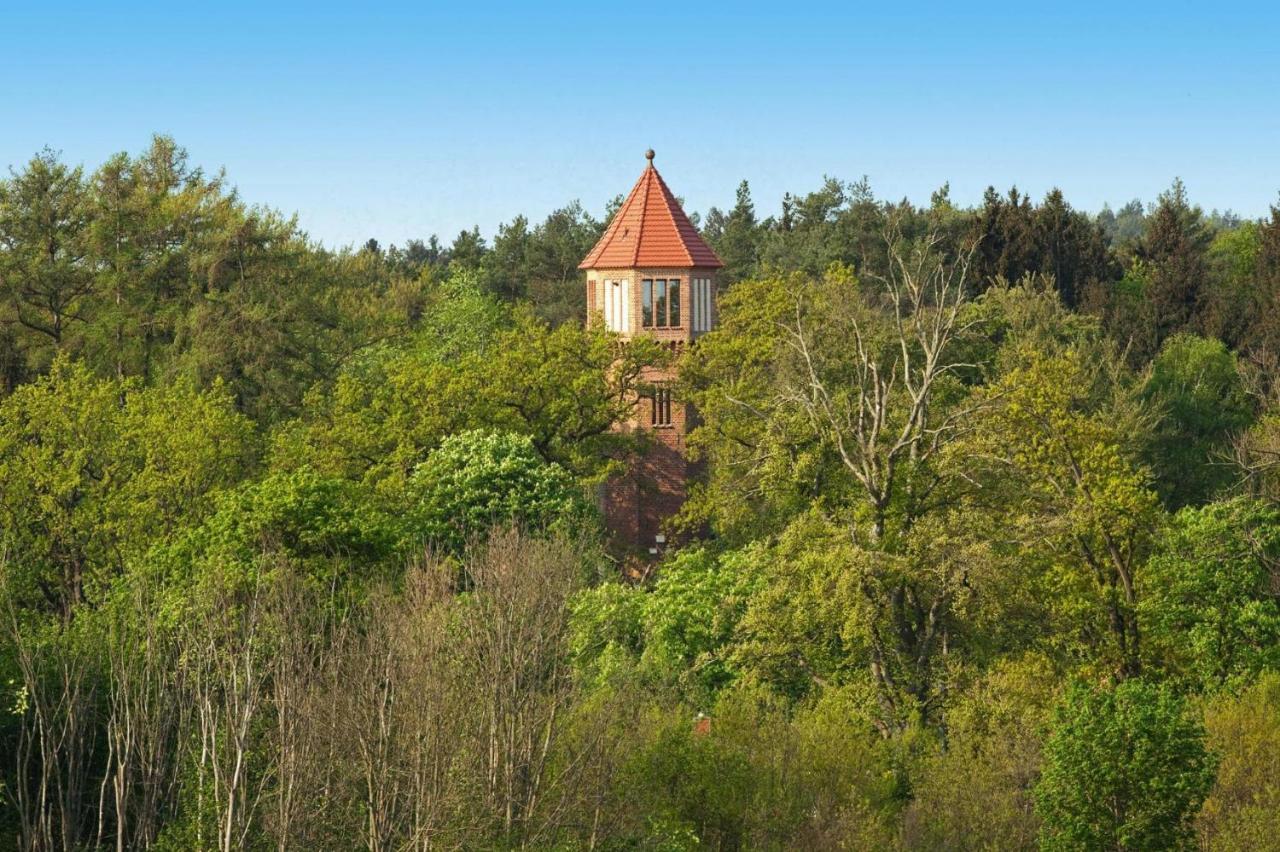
[4,1,1279,248]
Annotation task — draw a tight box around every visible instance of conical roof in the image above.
[579,153,723,270]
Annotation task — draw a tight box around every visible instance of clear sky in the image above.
[4,1,1279,249]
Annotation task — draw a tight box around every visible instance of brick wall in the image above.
[584,265,717,557]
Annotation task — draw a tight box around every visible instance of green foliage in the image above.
[409,429,589,555]
[727,514,875,702]
[483,201,604,324]
[568,580,647,688]
[1140,499,1280,690]
[1240,204,1280,356]
[703,180,762,286]
[1132,179,1213,360]
[0,358,254,618]
[1085,257,1159,362]
[1198,672,1280,850]
[684,262,966,545]
[0,149,92,371]
[682,270,832,541]
[639,547,761,700]
[155,467,404,607]
[0,138,421,422]
[569,545,761,704]
[962,341,1160,676]
[1201,223,1261,346]
[277,299,665,495]
[617,685,898,850]
[1143,333,1254,507]
[1034,679,1216,851]
[270,270,507,494]
[969,186,1114,306]
[903,654,1059,851]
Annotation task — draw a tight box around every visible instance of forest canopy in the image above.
[3,136,1280,850]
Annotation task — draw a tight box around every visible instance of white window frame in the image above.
[691,277,713,332]
[604,278,630,333]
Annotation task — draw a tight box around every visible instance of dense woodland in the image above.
[2,136,1280,850]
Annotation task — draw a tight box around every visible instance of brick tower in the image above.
[579,150,723,558]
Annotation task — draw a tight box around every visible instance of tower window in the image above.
[650,385,674,426]
[642,279,682,328]
[604,279,630,332]
[692,278,712,331]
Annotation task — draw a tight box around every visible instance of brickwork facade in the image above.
[584,265,717,557]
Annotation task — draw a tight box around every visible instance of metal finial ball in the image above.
[645,148,655,162]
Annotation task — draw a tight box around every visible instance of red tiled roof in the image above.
[579,154,723,270]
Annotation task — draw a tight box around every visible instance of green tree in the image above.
[1200,222,1260,348]
[1035,679,1216,851]
[680,270,834,542]
[963,341,1160,677]
[0,358,253,620]
[704,180,761,286]
[159,467,403,595]
[1134,179,1212,359]
[521,201,605,324]
[485,214,531,302]
[270,270,508,493]
[1034,188,1117,308]
[447,226,488,270]
[1140,498,1280,690]
[1197,672,1280,850]
[1105,200,1146,246]
[685,229,982,725]
[1242,201,1280,358]
[970,187,1116,307]
[278,297,664,494]
[617,685,897,849]
[84,136,238,384]
[970,186,1038,293]
[1096,199,1147,247]
[409,429,589,555]
[1143,334,1254,508]
[903,655,1058,851]
[0,149,93,370]
[756,177,892,277]
[571,544,765,704]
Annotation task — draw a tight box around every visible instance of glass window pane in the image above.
[642,280,653,327]
[655,280,667,328]
[669,279,681,327]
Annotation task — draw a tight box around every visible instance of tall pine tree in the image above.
[708,180,761,285]
[1135,178,1212,358]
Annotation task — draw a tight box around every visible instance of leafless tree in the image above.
[97,573,187,851]
[2,555,100,852]
[262,528,594,851]
[776,222,979,544]
[8,639,97,852]
[180,569,274,852]
[450,528,581,846]
[3,527,607,850]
